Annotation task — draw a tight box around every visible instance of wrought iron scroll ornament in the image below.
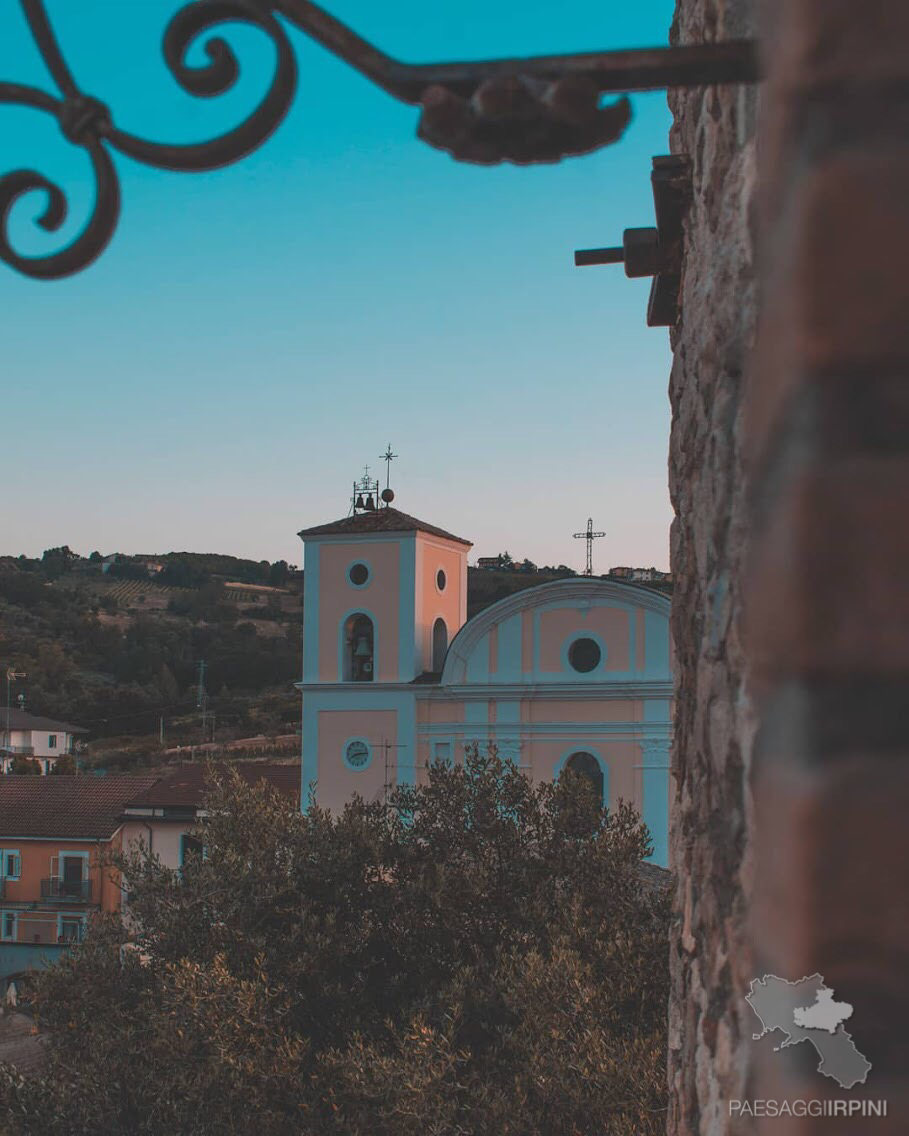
[0,0,759,280]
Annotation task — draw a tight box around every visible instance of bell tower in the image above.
[297,467,471,810]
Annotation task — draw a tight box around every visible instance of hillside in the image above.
[0,550,302,762]
[0,547,670,769]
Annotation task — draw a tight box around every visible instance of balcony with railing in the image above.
[41,878,92,902]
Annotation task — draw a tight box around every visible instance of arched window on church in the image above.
[563,751,605,806]
[431,617,448,672]
[344,613,375,682]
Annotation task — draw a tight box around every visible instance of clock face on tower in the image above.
[345,740,370,769]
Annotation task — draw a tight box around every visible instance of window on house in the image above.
[1,912,16,941]
[58,854,87,898]
[180,834,205,866]
[3,851,20,879]
[48,735,57,748]
[59,917,84,944]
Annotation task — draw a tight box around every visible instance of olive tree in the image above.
[0,747,670,1136]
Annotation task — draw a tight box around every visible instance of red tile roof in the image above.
[0,775,159,840]
[123,763,300,809]
[1,709,87,734]
[297,507,471,546]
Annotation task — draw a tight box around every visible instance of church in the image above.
[296,486,672,866]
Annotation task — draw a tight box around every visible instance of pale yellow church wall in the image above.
[416,699,465,724]
[317,708,398,810]
[537,607,631,672]
[525,698,641,724]
[416,536,465,672]
[317,542,401,682]
[527,737,641,811]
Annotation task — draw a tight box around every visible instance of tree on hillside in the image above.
[40,546,79,579]
[268,559,290,587]
[0,748,669,1136]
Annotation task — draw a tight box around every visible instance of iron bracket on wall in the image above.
[0,0,758,279]
[574,154,692,327]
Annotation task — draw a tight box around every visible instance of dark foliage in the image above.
[0,748,670,1135]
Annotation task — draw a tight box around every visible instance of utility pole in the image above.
[4,668,26,753]
[573,518,606,577]
[196,660,207,742]
[159,716,165,746]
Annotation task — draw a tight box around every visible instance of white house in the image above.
[0,710,87,774]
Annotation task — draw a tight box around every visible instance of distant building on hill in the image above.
[0,711,87,775]
[608,566,672,583]
[630,567,672,583]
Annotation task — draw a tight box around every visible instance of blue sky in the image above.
[1,0,675,573]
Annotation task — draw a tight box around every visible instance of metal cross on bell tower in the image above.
[379,444,398,506]
[573,518,606,576]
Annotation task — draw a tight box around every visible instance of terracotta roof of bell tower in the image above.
[297,507,471,546]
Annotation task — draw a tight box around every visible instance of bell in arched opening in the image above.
[344,613,375,682]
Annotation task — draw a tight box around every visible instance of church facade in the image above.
[297,505,672,865]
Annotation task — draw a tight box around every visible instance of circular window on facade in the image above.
[344,739,371,770]
[567,637,602,673]
[436,568,446,592]
[348,562,370,587]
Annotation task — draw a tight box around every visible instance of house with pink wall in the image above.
[298,503,672,865]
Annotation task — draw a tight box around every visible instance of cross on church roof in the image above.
[573,517,606,576]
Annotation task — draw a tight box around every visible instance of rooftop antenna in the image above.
[573,518,606,576]
[380,444,398,506]
[4,668,26,752]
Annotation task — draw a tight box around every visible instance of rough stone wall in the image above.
[746,2,909,1131]
[666,2,758,1133]
[668,2,909,1133]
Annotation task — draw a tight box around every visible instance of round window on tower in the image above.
[567,637,602,674]
[436,568,446,592]
[348,562,370,587]
[343,738,371,771]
